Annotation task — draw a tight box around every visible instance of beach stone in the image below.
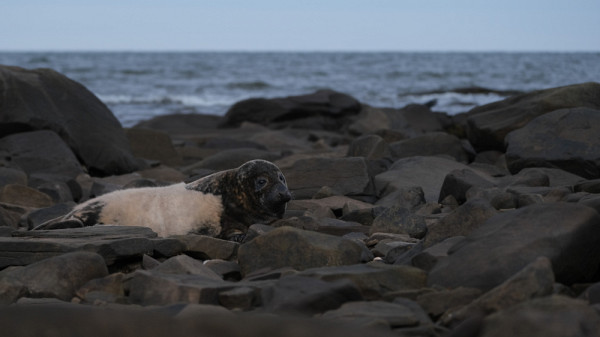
[218,286,258,310]
[389,132,469,163]
[441,256,555,326]
[416,287,482,319]
[466,82,600,151]
[0,65,143,176]
[465,187,516,210]
[348,106,400,135]
[0,303,399,337]
[575,179,600,193]
[347,134,391,159]
[503,167,550,187]
[137,165,186,184]
[153,255,223,280]
[2,226,156,269]
[221,89,361,130]
[479,295,600,337]
[506,186,572,205]
[133,113,223,134]
[370,205,427,239]
[505,107,600,179]
[283,157,371,199]
[249,129,313,153]
[204,259,241,281]
[579,281,600,305]
[422,198,497,248]
[375,185,426,209]
[0,251,107,303]
[197,136,268,153]
[0,130,83,179]
[321,299,432,330]
[148,238,185,258]
[127,269,231,306]
[237,226,369,276]
[411,236,466,271]
[173,235,239,261]
[186,148,281,171]
[0,167,27,188]
[313,217,372,237]
[0,226,15,236]
[32,178,74,203]
[126,128,182,166]
[427,203,600,291]
[244,224,276,242]
[349,104,445,137]
[142,254,161,269]
[0,184,53,208]
[76,272,126,303]
[375,156,471,203]
[392,104,449,135]
[0,203,27,228]
[300,196,375,215]
[270,216,321,232]
[339,207,378,226]
[438,168,497,204]
[24,203,75,229]
[371,239,414,258]
[299,263,427,300]
[261,275,362,315]
[579,194,600,214]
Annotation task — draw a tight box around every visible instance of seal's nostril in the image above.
[280,191,292,202]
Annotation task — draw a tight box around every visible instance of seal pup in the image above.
[35,160,292,241]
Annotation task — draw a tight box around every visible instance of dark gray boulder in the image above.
[375,156,472,203]
[0,302,399,337]
[0,130,83,179]
[370,205,427,239]
[479,295,600,337]
[347,134,391,159]
[0,251,108,303]
[389,132,470,163]
[466,82,600,151]
[348,104,446,137]
[2,226,158,269]
[428,203,600,291]
[283,157,372,199]
[220,89,361,130]
[0,65,143,175]
[237,226,370,276]
[422,198,498,248]
[261,275,362,315]
[505,107,600,179]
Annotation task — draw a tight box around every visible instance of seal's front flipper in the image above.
[33,218,85,230]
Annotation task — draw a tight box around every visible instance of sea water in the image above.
[1,52,599,127]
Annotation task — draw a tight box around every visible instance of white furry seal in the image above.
[35,160,291,241]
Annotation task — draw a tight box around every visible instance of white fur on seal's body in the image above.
[70,183,223,237]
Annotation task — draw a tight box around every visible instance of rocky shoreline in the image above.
[1,65,600,337]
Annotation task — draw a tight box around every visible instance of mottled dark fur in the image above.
[34,201,106,230]
[70,201,105,226]
[186,160,291,241]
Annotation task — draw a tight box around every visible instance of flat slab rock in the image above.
[0,226,159,268]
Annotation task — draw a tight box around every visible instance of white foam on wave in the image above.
[97,94,237,107]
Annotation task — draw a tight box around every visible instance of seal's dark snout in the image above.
[278,185,292,203]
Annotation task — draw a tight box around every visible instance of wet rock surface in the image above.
[1,66,600,336]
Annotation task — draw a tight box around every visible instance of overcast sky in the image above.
[2,0,599,52]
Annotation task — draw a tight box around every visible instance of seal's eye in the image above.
[278,174,286,184]
[256,178,268,190]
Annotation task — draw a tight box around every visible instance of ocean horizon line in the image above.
[1,49,599,54]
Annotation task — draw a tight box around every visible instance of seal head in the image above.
[187,159,291,240]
